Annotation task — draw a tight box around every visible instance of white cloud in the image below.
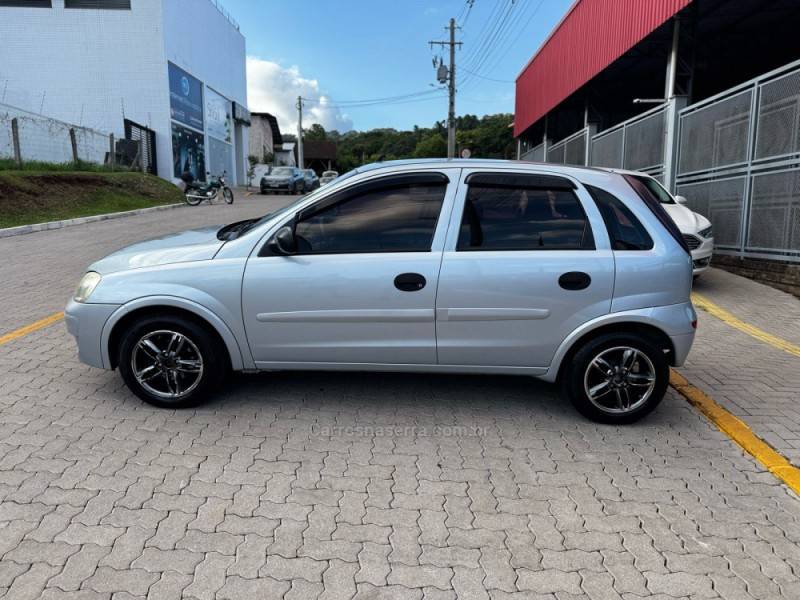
[246,56,353,134]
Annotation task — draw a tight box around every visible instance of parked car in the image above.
[66,159,696,424]
[320,170,339,185]
[260,166,305,194]
[302,169,320,191]
[617,171,713,277]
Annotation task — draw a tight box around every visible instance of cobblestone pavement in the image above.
[681,268,800,468]
[1,201,800,599]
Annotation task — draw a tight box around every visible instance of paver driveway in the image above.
[1,196,800,599]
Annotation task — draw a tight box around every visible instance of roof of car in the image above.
[353,158,623,178]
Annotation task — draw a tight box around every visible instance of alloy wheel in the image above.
[583,346,656,414]
[131,330,204,400]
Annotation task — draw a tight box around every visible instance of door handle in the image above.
[559,271,591,291]
[394,273,426,292]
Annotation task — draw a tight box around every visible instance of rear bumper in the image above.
[669,331,696,367]
[64,299,120,369]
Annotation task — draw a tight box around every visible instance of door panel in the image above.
[435,169,614,368]
[436,250,613,367]
[243,253,441,365]
[241,169,460,367]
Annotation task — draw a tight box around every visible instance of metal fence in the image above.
[520,141,545,162]
[546,128,589,166]
[589,104,667,180]
[0,102,111,165]
[675,59,800,261]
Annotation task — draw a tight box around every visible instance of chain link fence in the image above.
[0,101,125,167]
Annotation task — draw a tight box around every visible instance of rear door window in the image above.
[457,174,594,251]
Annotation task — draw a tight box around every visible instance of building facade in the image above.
[0,0,250,184]
[514,0,800,291]
[249,112,282,163]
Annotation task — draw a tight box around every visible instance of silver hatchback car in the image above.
[66,160,696,424]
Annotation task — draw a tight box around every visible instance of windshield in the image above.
[272,167,293,176]
[632,175,674,204]
[304,170,315,176]
[235,168,360,237]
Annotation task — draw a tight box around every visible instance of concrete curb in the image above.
[0,202,185,238]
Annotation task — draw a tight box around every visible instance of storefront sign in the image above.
[169,62,204,131]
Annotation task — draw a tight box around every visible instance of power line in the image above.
[303,89,442,107]
[459,67,514,84]
[301,92,447,110]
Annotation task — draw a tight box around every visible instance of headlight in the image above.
[74,271,102,303]
[699,225,713,238]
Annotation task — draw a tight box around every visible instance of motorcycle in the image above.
[182,171,234,206]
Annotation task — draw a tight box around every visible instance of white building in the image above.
[0,0,250,185]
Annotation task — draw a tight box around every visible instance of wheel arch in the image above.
[548,319,676,385]
[102,297,245,371]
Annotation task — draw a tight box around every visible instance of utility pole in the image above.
[429,18,461,159]
[296,96,304,169]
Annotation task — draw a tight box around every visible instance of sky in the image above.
[223,0,573,134]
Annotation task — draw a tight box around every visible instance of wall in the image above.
[162,0,247,184]
[0,0,169,169]
[0,0,248,183]
[249,115,275,162]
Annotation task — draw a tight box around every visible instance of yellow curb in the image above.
[669,369,800,495]
[0,312,64,346]
[692,292,800,358]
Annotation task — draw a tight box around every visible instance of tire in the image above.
[223,187,234,204]
[289,183,296,195]
[184,192,203,206]
[561,333,669,424]
[117,315,227,409]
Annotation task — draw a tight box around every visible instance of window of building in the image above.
[457,179,594,251]
[64,0,130,9]
[0,1,51,7]
[586,185,653,251]
[294,179,446,254]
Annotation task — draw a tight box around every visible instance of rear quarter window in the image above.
[586,185,653,251]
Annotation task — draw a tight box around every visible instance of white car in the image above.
[616,172,713,277]
[320,170,339,185]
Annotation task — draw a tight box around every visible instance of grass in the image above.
[0,158,134,173]
[0,170,184,229]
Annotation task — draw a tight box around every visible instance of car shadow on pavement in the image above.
[193,369,690,431]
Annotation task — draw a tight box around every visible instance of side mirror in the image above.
[674,195,688,205]
[267,226,297,255]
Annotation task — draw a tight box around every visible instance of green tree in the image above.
[413,134,447,158]
[305,123,327,141]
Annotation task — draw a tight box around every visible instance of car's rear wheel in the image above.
[562,333,669,424]
[118,315,226,409]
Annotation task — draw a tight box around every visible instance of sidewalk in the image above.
[680,268,800,466]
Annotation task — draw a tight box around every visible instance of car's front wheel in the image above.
[562,333,669,424]
[118,315,226,409]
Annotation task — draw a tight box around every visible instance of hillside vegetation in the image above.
[0,170,183,228]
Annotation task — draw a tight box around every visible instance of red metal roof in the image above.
[514,0,692,137]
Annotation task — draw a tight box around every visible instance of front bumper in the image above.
[261,181,292,191]
[691,236,714,275]
[64,299,120,369]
